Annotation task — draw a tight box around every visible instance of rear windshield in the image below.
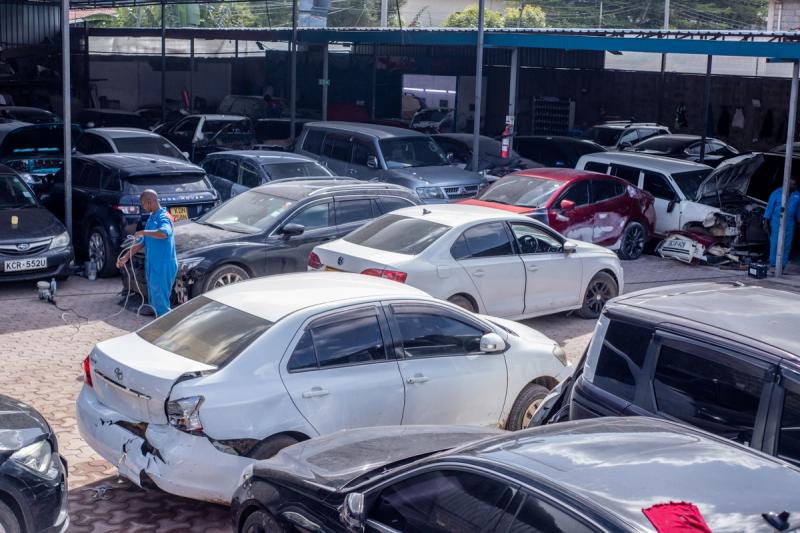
[114,136,184,160]
[202,119,252,134]
[481,176,562,208]
[344,214,450,255]
[125,173,211,193]
[138,296,272,367]
[262,161,333,180]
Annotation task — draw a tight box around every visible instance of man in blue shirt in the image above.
[763,177,800,269]
[116,189,178,316]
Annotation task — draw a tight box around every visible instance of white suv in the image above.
[76,272,570,503]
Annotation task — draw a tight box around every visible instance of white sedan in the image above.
[76,272,570,503]
[310,204,624,319]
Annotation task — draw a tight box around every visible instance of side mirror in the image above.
[340,493,365,531]
[619,141,633,149]
[182,151,190,159]
[563,241,578,254]
[480,333,506,353]
[446,152,455,163]
[559,199,576,211]
[666,199,678,213]
[366,155,379,169]
[280,223,305,238]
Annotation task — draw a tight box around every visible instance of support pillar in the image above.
[61,0,72,238]
[321,44,329,121]
[776,61,799,276]
[160,0,166,123]
[289,0,298,141]
[189,38,195,113]
[471,0,485,173]
[507,47,519,153]
[699,55,712,164]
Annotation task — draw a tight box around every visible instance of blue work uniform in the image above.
[764,186,800,267]
[143,206,178,316]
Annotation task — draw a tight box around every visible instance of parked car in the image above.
[310,204,624,319]
[409,107,454,133]
[512,135,606,168]
[576,152,767,251]
[431,133,539,178]
[75,127,187,161]
[232,417,800,533]
[254,118,312,150]
[43,153,217,277]
[0,165,73,282]
[582,121,670,150]
[158,114,255,162]
[200,150,334,201]
[0,123,82,188]
[461,169,655,260]
[0,105,59,125]
[533,282,800,467]
[218,94,279,121]
[77,271,571,503]
[172,178,418,302]
[0,393,69,533]
[78,108,150,130]
[628,134,740,166]
[295,122,487,203]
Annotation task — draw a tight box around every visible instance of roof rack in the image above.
[308,181,409,196]
[267,176,359,185]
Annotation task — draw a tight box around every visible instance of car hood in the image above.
[0,207,65,241]
[0,123,82,159]
[696,153,763,201]
[173,220,252,255]
[253,426,503,492]
[459,199,533,214]
[0,394,50,454]
[389,165,485,185]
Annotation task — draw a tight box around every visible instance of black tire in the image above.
[577,272,618,319]
[0,500,21,533]
[202,264,250,294]
[241,509,285,533]
[447,294,477,313]
[618,221,647,260]
[87,225,116,278]
[248,434,300,460]
[506,384,550,431]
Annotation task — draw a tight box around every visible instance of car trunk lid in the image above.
[314,240,411,275]
[89,333,216,424]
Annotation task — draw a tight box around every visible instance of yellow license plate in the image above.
[170,207,189,221]
[325,266,340,272]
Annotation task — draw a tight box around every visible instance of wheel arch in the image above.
[530,375,559,391]
[0,488,27,533]
[447,292,480,313]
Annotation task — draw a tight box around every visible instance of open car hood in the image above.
[695,153,763,201]
[0,123,82,159]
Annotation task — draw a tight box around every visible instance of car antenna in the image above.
[422,208,431,215]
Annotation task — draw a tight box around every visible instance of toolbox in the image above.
[748,261,769,279]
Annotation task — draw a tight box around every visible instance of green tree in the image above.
[443,4,505,27]
[504,5,546,28]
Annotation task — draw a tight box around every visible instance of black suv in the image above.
[533,282,800,467]
[44,153,218,276]
[173,178,419,302]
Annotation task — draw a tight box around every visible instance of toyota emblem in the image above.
[337,256,344,266]
[16,243,30,251]
[114,367,124,381]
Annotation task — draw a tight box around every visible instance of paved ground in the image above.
[0,256,795,532]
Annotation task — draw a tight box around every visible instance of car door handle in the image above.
[347,169,357,175]
[526,264,539,272]
[472,269,485,277]
[407,374,430,384]
[302,387,330,399]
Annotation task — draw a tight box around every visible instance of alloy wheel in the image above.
[89,232,106,272]
[522,398,544,429]
[622,225,645,258]
[585,279,613,315]
[212,272,244,288]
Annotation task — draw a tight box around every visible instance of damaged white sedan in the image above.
[76,272,571,504]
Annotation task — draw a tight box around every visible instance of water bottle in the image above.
[50,278,57,299]
[88,256,97,281]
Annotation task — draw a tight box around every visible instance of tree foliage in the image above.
[443,4,505,27]
[504,5,547,28]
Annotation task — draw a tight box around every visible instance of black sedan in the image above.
[0,106,59,125]
[431,133,538,178]
[512,135,606,168]
[232,417,800,533]
[0,393,69,533]
[0,165,73,282]
[629,134,740,166]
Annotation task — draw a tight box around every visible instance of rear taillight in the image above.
[112,204,140,215]
[308,251,323,269]
[361,268,408,283]
[83,355,93,387]
[166,396,204,433]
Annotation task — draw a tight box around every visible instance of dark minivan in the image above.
[533,282,800,467]
[44,153,218,276]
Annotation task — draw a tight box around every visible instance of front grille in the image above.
[443,184,479,200]
[0,239,51,256]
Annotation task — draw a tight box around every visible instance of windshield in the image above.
[344,214,450,255]
[200,189,294,234]
[114,136,184,159]
[262,161,333,180]
[584,127,622,147]
[202,119,252,134]
[673,169,713,200]
[125,174,211,194]
[0,173,37,207]
[481,176,562,208]
[379,137,448,168]
[634,137,683,153]
[138,296,272,367]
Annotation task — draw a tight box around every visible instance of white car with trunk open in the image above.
[76,272,570,503]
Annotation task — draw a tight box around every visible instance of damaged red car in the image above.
[461,168,656,260]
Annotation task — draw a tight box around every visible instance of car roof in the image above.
[188,114,248,121]
[86,127,162,138]
[458,417,800,530]
[305,121,425,139]
[580,151,711,172]
[515,135,602,145]
[205,150,317,162]
[590,122,667,130]
[77,153,203,174]
[608,282,800,357]
[390,203,531,228]
[0,106,54,114]
[250,178,409,201]
[510,168,609,183]
[207,272,432,322]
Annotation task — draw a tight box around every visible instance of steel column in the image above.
[61,0,72,238]
[471,0,485,172]
[189,37,195,114]
[160,0,166,123]
[776,60,799,276]
[321,44,329,121]
[290,0,298,141]
[507,47,519,153]
[699,55,712,163]
[380,0,388,27]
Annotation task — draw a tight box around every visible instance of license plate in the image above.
[4,257,47,272]
[170,207,189,221]
[325,266,340,272]
[663,238,690,250]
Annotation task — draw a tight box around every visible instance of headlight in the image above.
[167,396,204,433]
[50,230,70,250]
[552,344,568,366]
[11,440,57,479]
[179,256,205,270]
[416,186,446,200]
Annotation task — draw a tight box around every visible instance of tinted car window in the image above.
[76,133,111,154]
[376,196,415,215]
[138,296,272,367]
[323,134,352,162]
[102,170,121,192]
[336,199,375,226]
[311,314,386,368]
[287,331,316,372]
[113,136,183,159]
[370,470,515,533]
[0,172,37,207]
[213,158,239,181]
[302,130,325,155]
[290,202,330,230]
[593,321,653,402]
[393,310,484,358]
[462,223,514,258]
[352,139,377,166]
[559,181,590,206]
[80,164,103,189]
[508,494,594,533]
[653,344,765,445]
[509,223,562,254]
[779,386,800,465]
[124,174,211,194]
[240,162,261,188]
[643,171,676,201]
[583,161,609,174]
[592,179,624,202]
[609,164,640,185]
[344,214,450,255]
[262,161,332,180]
[619,129,639,145]
[174,117,199,134]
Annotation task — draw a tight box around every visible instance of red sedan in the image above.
[461,168,656,260]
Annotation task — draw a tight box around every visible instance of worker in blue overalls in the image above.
[763,177,800,269]
[116,189,178,316]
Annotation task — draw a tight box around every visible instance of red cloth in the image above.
[642,502,712,533]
